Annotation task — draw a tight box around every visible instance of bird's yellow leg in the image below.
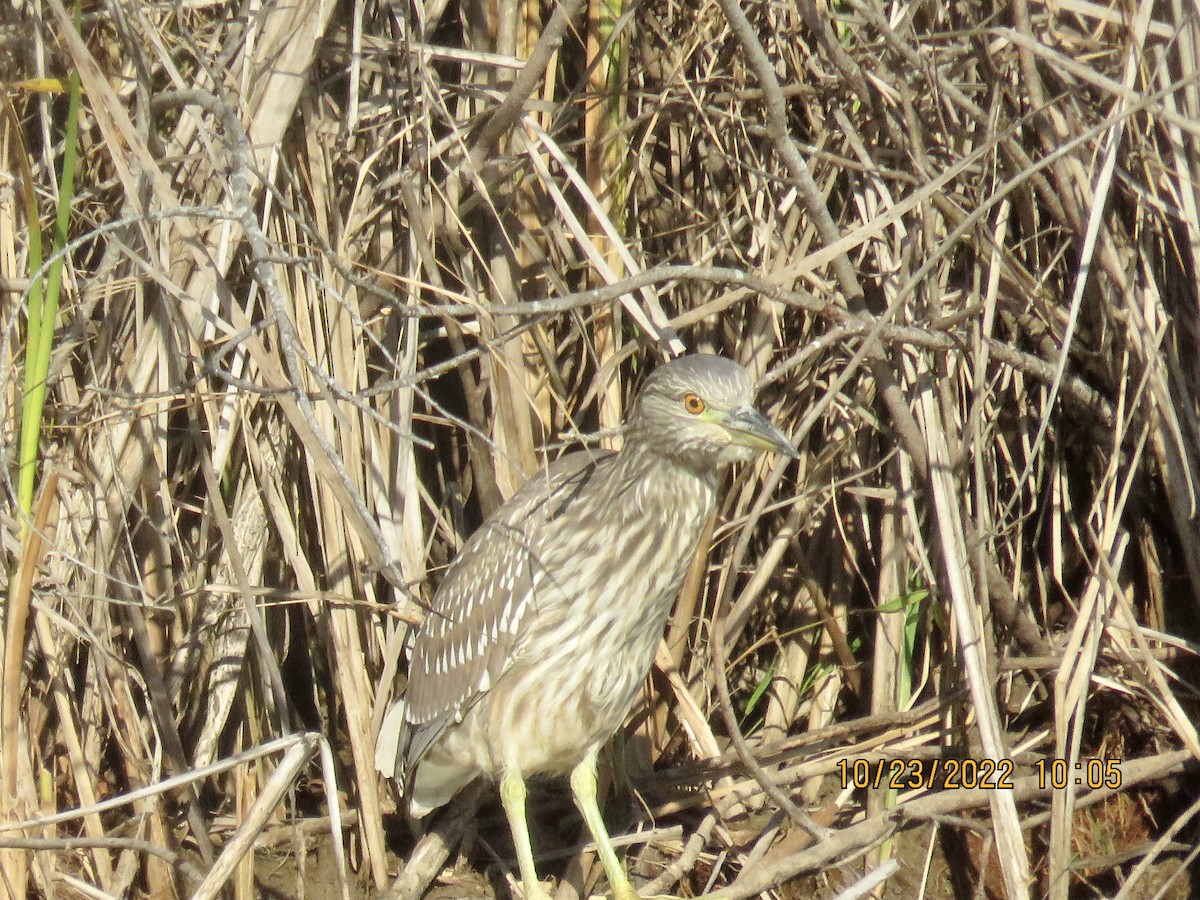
[570,748,641,900]
[499,771,553,900]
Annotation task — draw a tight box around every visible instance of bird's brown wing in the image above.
[397,449,613,784]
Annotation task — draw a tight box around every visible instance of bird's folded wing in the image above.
[393,449,613,781]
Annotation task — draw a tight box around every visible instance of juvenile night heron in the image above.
[376,354,796,899]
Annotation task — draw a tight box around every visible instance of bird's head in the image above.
[625,354,798,470]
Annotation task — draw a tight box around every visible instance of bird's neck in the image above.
[599,444,719,527]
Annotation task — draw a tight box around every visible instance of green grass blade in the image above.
[17,67,81,524]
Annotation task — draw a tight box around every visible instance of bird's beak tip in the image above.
[768,432,799,459]
[726,407,797,459]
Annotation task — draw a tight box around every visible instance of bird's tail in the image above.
[376,698,473,817]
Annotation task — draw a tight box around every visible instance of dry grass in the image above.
[2,0,1200,897]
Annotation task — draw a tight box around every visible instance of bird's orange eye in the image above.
[683,392,706,415]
